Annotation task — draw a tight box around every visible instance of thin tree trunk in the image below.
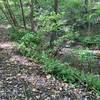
[54,0,59,14]
[84,0,91,35]
[34,0,40,8]
[30,0,37,32]
[84,0,89,13]
[19,0,27,29]
[4,0,18,27]
[0,6,15,29]
[6,0,18,26]
[49,0,59,47]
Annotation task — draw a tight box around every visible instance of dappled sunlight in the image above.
[0,0,100,99]
[0,24,11,29]
[9,55,36,66]
[0,42,17,49]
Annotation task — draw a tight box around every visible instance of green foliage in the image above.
[54,32,79,46]
[80,34,100,47]
[0,10,6,23]
[63,32,79,40]
[19,37,100,91]
[78,50,96,62]
[61,0,100,30]
[19,31,44,58]
[41,51,100,90]
[1,0,100,97]
[20,33,34,46]
[20,31,44,45]
[10,30,99,95]
[76,49,97,72]
[37,12,65,32]
[9,29,27,41]
[85,74,100,90]
[66,0,83,9]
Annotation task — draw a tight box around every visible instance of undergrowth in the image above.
[10,30,100,97]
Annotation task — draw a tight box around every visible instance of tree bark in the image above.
[84,0,89,13]
[19,0,27,29]
[54,0,59,14]
[0,6,15,29]
[4,0,18,27]
[30,0,37,32]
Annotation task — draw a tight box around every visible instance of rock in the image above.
[46,74,51,79]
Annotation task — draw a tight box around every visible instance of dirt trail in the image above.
[0,24,98,100]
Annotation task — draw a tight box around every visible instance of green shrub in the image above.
[19,34,100,91]
[9,29,28,41]
[75,49,97,72]
[54,32,79,46]
[18,31,100,93]
[40,51,100,90]
[77,50,97,63]
[20,32,43,45]
[19,31,46,59]
[37,11,65,32]
[80,34,100,47]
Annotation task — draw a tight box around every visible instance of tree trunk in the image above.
[4,0,18,27]
[84,0,91,35]
[54,0,59,14]
[19,0,27,29]
[84,0,89,13]
[49,0,59,47]
[30,0,37,32]
[0,6,15,29]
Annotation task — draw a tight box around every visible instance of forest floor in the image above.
[0,24,98,100]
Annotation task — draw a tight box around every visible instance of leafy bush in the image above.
[18,31,47,59]
[80,34,100,47]
[76,49,97,72]
[19,44,100,91]
[17,35,100,93]
[78,50,96,62]
[37,12,65,32]
[41,51,100,90]
[54,32,79,46]
[64,32,79,40]
[9,29,27,41]
[20,32,43,45]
